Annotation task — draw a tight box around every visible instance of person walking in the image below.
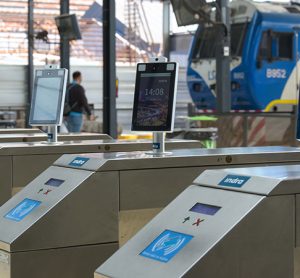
[66,71,93,132]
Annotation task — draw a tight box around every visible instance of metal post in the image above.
[103,0,117,138]
[216,0,231,113]
[60,0,70,75]
[153,133,166,154]
[294,30,299,95]
[26,0,34,127]
[292,106,298,147]
[162,0,171,59]
[293,28,300,146]
[47,126,58,144]
[242,115,248,147]
[146,132,172,156]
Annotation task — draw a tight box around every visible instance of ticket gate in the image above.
[0,158,118,278]
[96,165,300,278]
[0,132,111,143]
[0,139,200,206]
[1,147,300,277]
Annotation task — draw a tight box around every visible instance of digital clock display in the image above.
[136,72,171,127]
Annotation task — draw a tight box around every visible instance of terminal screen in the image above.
[32,77,62,122]
[189,203,221,216]
[136,72,171,127]
[132,62,177,131]
[45,178,64,187]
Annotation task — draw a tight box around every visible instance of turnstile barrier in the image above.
[1,150,300,277]
[96,165,300,278]
[0,165,119,278]
[0,138,200,206]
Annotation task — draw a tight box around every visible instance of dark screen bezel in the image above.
[45,178,65,187]
[131,62,177,132]
[29,69,65,126]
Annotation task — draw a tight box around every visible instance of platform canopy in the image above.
[170,0,215,26]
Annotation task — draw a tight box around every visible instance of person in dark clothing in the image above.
[66,71,93,132]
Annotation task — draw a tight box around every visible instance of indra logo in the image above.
[219,174,250,188]
[69,157,90,167]
[140,230,193,263]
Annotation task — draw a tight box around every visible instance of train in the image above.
[187,0,300,111]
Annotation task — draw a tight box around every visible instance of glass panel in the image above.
[259,31,293,62]
[192,23,248,60]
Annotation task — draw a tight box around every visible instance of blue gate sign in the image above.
[5,199,41,222]
[140,230,193,263]
[218,174,250,188]
[69,157,90,167]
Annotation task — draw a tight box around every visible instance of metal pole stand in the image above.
[47,125,58,144]
[146,132,172,156]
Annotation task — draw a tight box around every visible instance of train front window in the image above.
[258,31,293,62]
[231,23,248,57]
[192,22,248,60]
[276,33,293,60]
[192,26,217,59]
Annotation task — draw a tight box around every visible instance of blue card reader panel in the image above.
[5,199,41,222]
[140,230,193,263]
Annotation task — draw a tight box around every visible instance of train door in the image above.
[254,29,295,110]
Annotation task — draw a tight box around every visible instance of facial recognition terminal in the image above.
[29,68,68,126]
[29,67,68,143]
[132,61,178,132]
[132,57,178,156]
